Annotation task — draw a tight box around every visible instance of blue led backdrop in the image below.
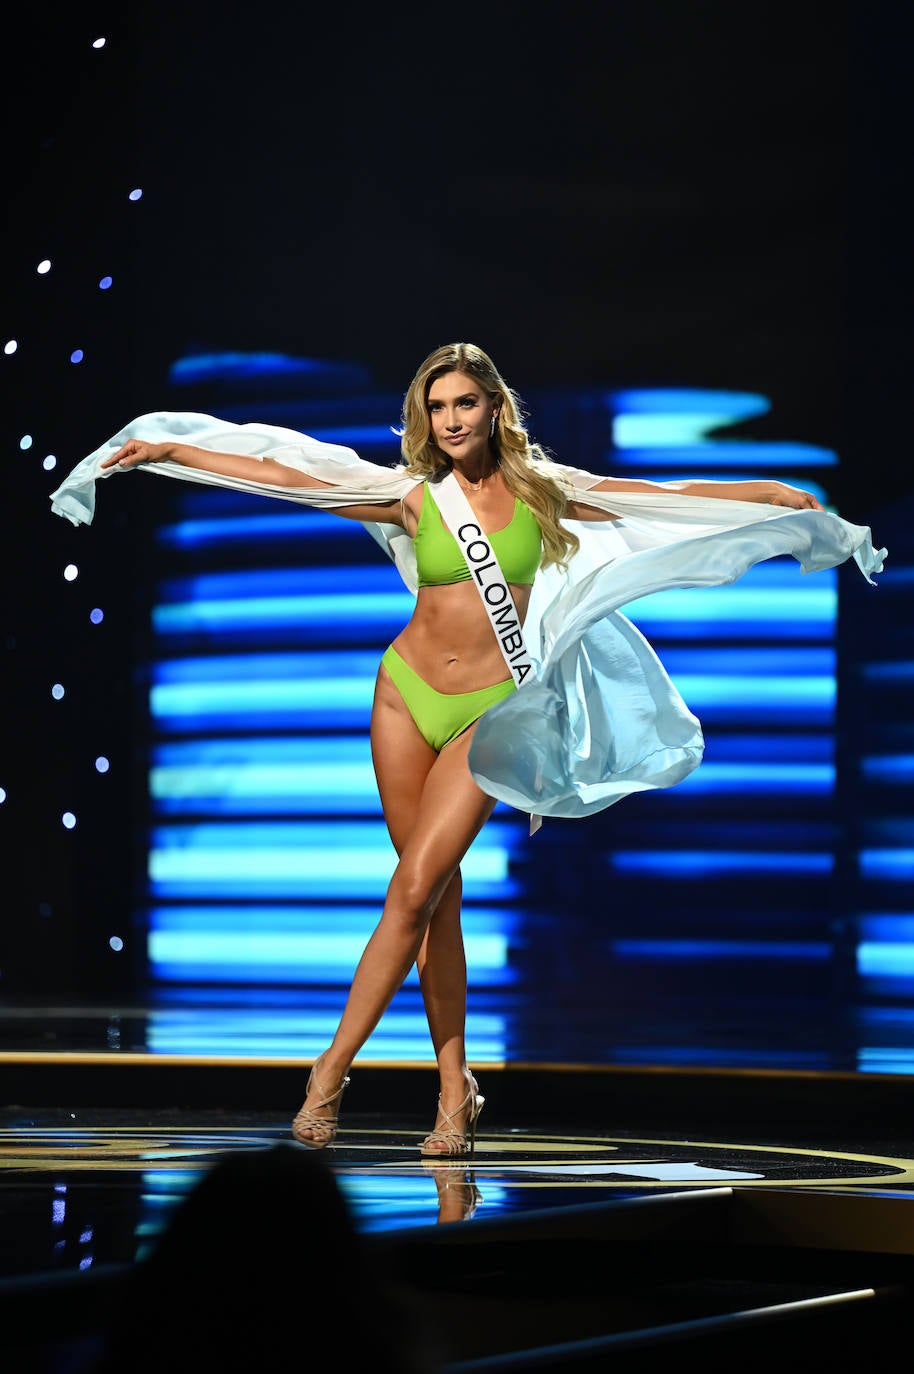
[1,3,908,1072]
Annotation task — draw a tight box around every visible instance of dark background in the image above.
[0,2,904,996]
[4,3,903,494]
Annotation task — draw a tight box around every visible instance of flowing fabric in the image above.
[50,411,887,819]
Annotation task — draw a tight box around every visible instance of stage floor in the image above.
[2,994,914,1371]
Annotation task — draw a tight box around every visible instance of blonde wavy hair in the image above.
[396,342,580,571]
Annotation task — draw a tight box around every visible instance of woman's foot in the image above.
[291,1056,350,1149]
[420,1071,485,1157]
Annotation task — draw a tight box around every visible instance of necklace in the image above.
[455,467,495,493]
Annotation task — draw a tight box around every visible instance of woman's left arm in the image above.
[659,477,824,510]
[566,474,824,521]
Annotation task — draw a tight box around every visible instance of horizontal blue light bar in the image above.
[152,578,838,638]
[862,756,914,783]
[150,652,382,727]
[158,511,368,548]
[147,754,838,807]
[148,736,515,817]
[148,819,519,854]
[863,662,914,684]
[152,736,369,766]
[857,943,914,977]
[859,1005,914,1027]
[168,351,372,386]
[662,647,835,674]
[609,388,771,418]
[151,769,378,814]
[141,1008,357,1039]
[608,851,834,876]
[856,1049,914,1072]
[148,820,522,899]
[158,565,405,601]
[677,763,834,795]
[179,655,817,723]
[146,984,341,1008]
[154,563,832,610]
[292,425,401,449]
[703,734,833,762]
[148,929,511,984]
[857,915,914,941]
[860,851,914,880]
[154,592,410,634]
[625,583,836,630]
[150,676,374,725]
[142,1009,508,1060]
[611,939,830,961]
[668,675,835,711]
[148,904,520,935]
[607,388,836,477]
[612,445,835,473]
[153,651,380,683]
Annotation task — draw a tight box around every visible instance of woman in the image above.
[51,342,886,1155]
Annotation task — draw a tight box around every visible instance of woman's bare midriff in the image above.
[392,581,533,694]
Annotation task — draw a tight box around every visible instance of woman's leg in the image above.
[411,740,491,1152]
[373,675,493,1142]
[415,871,466,1087]
[294,669,496,1139]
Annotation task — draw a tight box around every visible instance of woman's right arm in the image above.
[101,437,405,526]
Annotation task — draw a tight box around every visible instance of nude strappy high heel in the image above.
[291,1060,350,1149]
[420,1074,485,1157]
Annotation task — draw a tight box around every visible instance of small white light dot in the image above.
[37,259,52,275]
[92,36,106,50]
[51,683,65,700]
[62,812,77,829]
[98,275,113,290]
[95,756,110,773]
[0,787,6,804]
[43,455,58,471]
[4,340,18,355]
[128,188,143,202]
[70,349,84,364]
[20,435,33,451]
[63,563,79,582]
[108,936,124,952]
[89,607,104,624]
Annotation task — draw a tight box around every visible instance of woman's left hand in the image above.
[764,481,824,511]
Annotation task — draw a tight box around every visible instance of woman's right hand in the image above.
[101,439,170,469]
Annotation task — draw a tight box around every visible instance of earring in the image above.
[490,412,498,437]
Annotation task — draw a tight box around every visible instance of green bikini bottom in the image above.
[380,646,516,753]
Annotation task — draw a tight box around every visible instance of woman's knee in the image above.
[387,862,451,927]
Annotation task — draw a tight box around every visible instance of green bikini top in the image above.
[414,482,543,588]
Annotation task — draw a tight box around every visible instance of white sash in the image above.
[429,473,542,834]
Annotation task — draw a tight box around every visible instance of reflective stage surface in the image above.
[2,993,914,1372]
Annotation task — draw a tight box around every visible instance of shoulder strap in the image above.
[428,474,541,833]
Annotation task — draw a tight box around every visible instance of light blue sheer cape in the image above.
[51,411,887,820]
